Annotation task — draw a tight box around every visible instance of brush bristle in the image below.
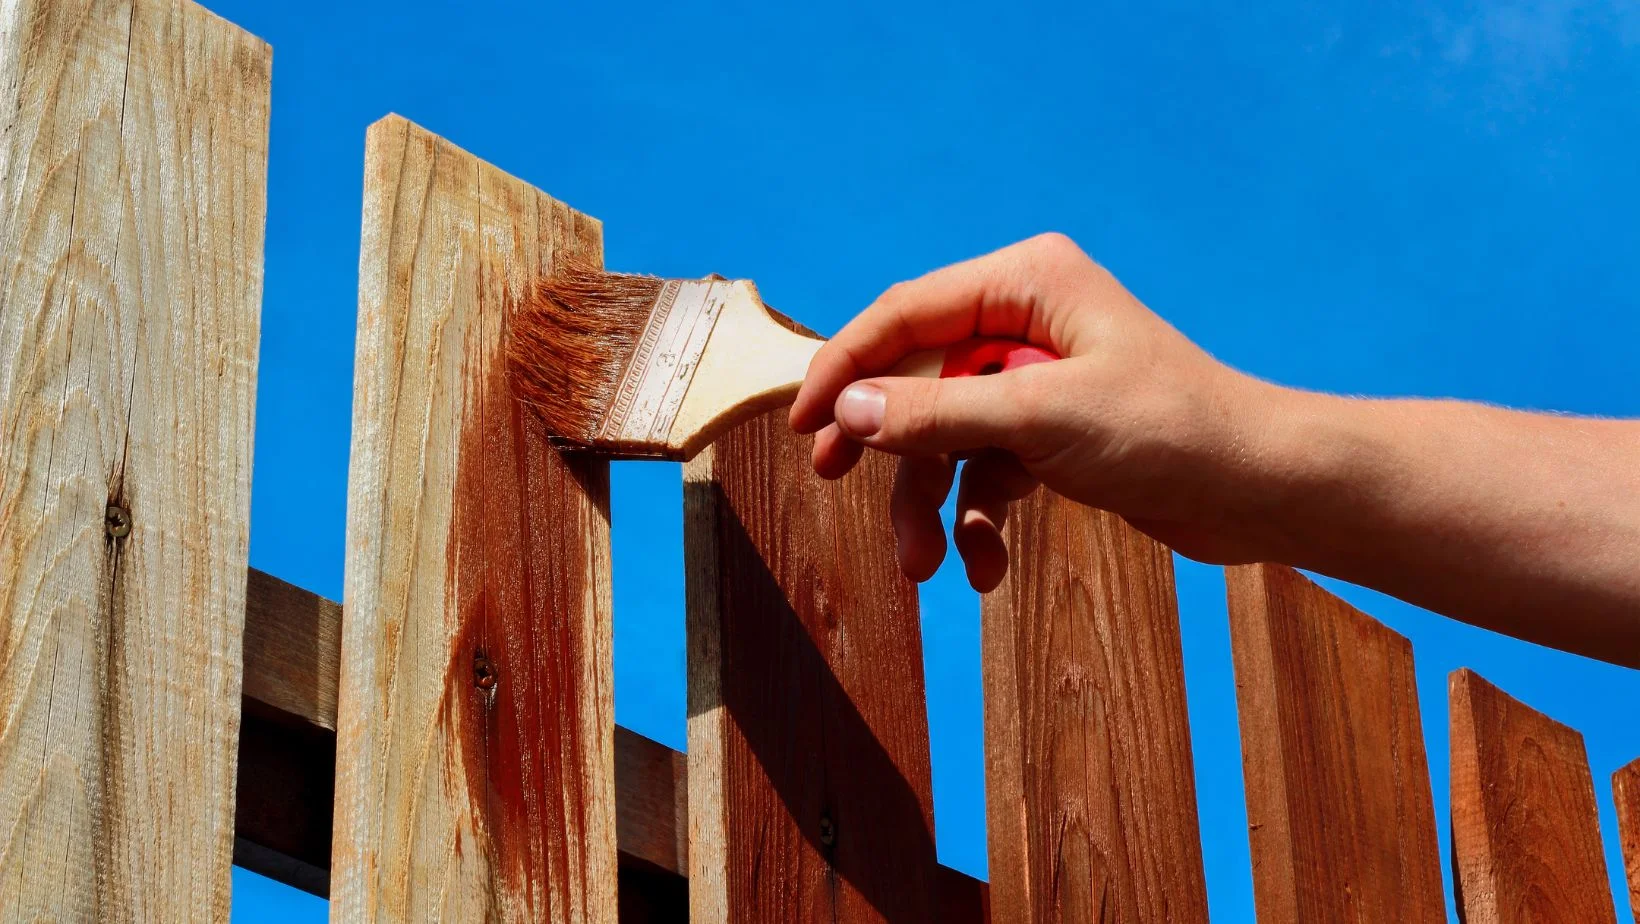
[507,261,665,444]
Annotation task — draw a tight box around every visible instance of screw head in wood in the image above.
[818,813,836,847]
[105,505,131,539]
[473,655,497,691]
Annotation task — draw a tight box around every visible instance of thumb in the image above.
[833,374,1026,456]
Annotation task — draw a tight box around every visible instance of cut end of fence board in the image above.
[613,727,689,878]
[1449,668,1618,924]
[332,117,614,922]
[1226,564,1445,924]
[0,0,269,917]
[243,568,343,730]
[1616,758,1640,922]
[981,492,1208,923]
[362,112,603,244]
[685,413,941,921]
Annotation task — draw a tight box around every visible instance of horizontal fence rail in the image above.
[1,4,1636,923]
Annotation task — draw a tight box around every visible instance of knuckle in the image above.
[877,279,914,308]
[1020,232,1098,295]
[895,381,944,444]
[1030,231,1081,258]
[895,457,948,507]
[1007,376,1047,431]
[890,463,919,509]
[1005,366,1066,442]
[871,281,923,340]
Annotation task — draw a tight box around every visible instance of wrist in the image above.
[1221,379,1381,565]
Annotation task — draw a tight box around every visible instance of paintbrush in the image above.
[507,262,1059,460]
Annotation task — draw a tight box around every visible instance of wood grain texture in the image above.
[685,413,941,922]
[981,492,1207,923]
[237,566,993,917]
[332,115,615,922]
[615,859,689,924]
[615,726,688,878]
[1449,668,1617,924]
[935,863,993,924]
[244,567,342,729]
[234,568,346,895]
[1618,759,1640,923]
[234,699,336,898]
[0,0,269,918]
[1226,564,1445,924]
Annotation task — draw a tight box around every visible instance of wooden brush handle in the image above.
[672,287,1060,461]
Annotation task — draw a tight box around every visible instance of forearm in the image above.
[1238,384,1640,667]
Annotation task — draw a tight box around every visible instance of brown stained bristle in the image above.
[507,261,666,444]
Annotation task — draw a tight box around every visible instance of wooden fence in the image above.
[1,2,1636,921]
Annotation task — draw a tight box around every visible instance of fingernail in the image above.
[836,384,886,437]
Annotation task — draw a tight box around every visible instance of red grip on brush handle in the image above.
[938,338,1060,378]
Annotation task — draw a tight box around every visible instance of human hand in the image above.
[789,233,1278,591]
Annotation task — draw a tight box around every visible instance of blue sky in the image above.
[215,0,1640,919]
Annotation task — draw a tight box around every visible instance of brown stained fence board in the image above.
[244,568,343,730]
[331,115,615,922]
[234,698,337,897]
[237,565,992,915]
[615,727,689,877]
[616,860,690,924]
[685,412,942,921]
[981,493,1208,922]
[1226,564,1445,923]
[237,567,773,897]
[234,567,344,892]
[232,570,344,892]
[0,0,270,918]
[1449,668,1617,924]
[935,863,993,924]
[1618,759,1640,922]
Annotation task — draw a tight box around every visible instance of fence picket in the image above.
[1227,564,1445,923]
[1449,668,1618,923]
[1616,759,1640,922]
[981,493,1208,922]
[0,0,269,917]
[331,116,615,922]
[1615,759,1640,923]
[684,411,943,921]
[8,6,1637,916]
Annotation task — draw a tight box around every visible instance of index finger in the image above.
[788,238,1057,434]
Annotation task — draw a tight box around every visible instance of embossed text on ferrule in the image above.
[598,279,730,446]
